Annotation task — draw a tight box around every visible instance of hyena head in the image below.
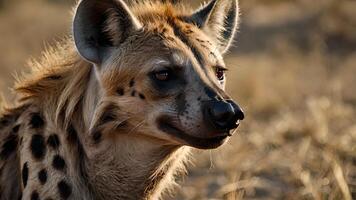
[73,0,244,149]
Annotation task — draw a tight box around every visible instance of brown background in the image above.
[0,0,355,199]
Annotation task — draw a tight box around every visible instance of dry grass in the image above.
[0,0,355,199]
[174,52,356,200]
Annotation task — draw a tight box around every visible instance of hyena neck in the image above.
[81,67,190,199]
[86,136,189,200]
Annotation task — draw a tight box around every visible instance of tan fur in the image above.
[0,0,240,199]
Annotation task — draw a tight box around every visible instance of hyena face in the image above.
[73,0,244,149]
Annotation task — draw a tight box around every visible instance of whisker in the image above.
[209,150,215,170]
[127,119,146,135]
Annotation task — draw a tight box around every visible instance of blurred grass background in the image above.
[0,0,355,199]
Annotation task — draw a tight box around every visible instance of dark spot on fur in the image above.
[38,169,47,185]
[167,37,175,42]
[0,117,10,127]
[47,134,60,149]
[30,113,44,129]
[58,180,72,199]
[102,114,115,123]
[129,79,135,87]
[1,134,18,159]
[92,131,102,144]
[201,44,208,49]
[52,155,66,171]
[131,90,136,97]
[66,125,78,144]
[185,29,194,34]
[100,104,118,124]
[12,125,20,133]
[197,97,202,101]
[30,134,46,160]
[116,88,125,96]
[47,75,62,80]
[116,121,128,130]
[31,191,40,200]
[210,52,218,60]
[139,93,146,100]
[22,162,29,188]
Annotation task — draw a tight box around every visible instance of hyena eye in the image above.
[154,70,171,81]
[215,67,226,81]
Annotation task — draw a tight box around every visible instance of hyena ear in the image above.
[73,0,142,64]
[188,0,239,53]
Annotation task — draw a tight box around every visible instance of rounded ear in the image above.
[73,0,142,64]
[187,0,239,54]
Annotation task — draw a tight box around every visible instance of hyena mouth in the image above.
[157,116,229,149]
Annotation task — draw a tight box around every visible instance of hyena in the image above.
[0,0,244,199]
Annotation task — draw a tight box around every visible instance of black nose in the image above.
[227,100,245,121]
[205,100,244,130]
